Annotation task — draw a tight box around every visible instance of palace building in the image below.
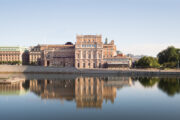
[0,34,132,68]
[75,35,104,68]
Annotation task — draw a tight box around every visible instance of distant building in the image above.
[126,54,144,62]
[75,35,104,68]
[0,46,28,65]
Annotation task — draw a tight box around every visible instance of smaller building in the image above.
[0,46,28,65]
[29,44,75,67]
[104,54,132,68]
[103,40,117,58]
[29,45,45,65]
[42,45,75,67]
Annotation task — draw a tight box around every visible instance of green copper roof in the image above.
[0,46,28,52]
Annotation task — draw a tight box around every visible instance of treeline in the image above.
[0,61,22,65]
[134,46,180,68]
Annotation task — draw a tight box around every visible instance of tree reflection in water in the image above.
[138,77,159,87]
[158,78,180,96]
[137,77,180,96]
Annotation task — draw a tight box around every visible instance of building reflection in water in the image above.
[29,79,75,101]
[0,79,27,96]
[28,76,132,109]
[75,77,132,108]
[1,75,180,108]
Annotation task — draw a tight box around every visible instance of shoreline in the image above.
[0,65,180,76]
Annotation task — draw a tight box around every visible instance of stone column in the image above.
[91,50,93,59]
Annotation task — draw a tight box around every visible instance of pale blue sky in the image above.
[0,0,180,56]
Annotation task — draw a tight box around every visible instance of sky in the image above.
[0,0,180,56]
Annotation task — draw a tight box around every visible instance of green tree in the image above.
[135,56,160,68]
[157,46,180,68]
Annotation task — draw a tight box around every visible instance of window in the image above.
[83,63,85,68]
[99,54,102,59]
[93,63,96,68]
[99,63,101,68]
[88,53,91,59]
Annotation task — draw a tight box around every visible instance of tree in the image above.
[157,46,180,68]
[135,56,160,68]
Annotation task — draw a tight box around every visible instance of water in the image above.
[0,74,180,120]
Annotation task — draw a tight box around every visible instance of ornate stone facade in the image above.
[75,35,104,68]
[28,35,131,68]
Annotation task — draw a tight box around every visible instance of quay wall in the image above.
[0,65,180,76]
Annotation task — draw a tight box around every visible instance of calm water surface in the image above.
[0,74,180,120]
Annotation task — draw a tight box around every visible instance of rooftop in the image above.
[0,46,27,51]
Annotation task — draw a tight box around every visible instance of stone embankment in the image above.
[0,65,180,76]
